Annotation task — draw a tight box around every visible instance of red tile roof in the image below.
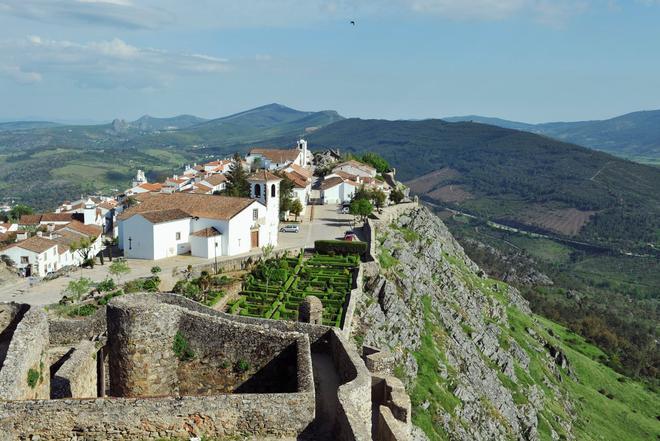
[118,193,258,223]
[249,148,300,163]
[191,227,222,237]
[247,170,283,182]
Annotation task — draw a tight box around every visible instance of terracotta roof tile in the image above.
[204,174,227,186]
[319,176,344,190]
[249,148,300,163]
[191,227,222,237]
[118,193,257,223]
[247,170,283,182]
[3,236,57,254]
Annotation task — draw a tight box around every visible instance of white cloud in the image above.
[0,0,591,29]
[0,36,229,89]
[0,0,171,29]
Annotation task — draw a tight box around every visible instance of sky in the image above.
[1,0,660,123]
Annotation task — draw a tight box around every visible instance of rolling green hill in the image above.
[304,118,660,252]
[0,121,61,131]
[445,110,660,163]
[0,104,343,209]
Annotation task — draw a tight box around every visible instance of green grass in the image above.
[507,236,572,264]
[378,248,399,270]
[410,296,459,441]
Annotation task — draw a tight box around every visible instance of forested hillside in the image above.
[304,118,660,252]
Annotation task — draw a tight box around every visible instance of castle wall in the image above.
[50,340,97,399]
[48,306,107,345]
[0,392,315,440]
[0,307,50,400]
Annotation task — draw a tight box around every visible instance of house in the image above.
[0,236,60,277]
[198,174,227,193]
[203,159,233,174]
[332,160,377,178]
[162,175,194,193]
[319,176,357,205]
[0,223,18,234]
[127,182,164,195]
[117,174,280,260]
[283,165,313,216]
[246,139,310,170]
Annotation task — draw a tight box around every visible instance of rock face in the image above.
[353,207,576,441]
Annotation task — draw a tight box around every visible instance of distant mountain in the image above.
[0,103,344,210]
[0,121,61,131]
[182,103,343,145]
[444,110,660,162]
[303,118,660,251]
[131,114,208,131]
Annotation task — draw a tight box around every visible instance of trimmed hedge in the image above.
[314,240,367,256]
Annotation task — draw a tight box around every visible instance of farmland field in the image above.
[427,185,473,203]
[226,253,359,327]
[516,207,595,236]
[406,167,461,194]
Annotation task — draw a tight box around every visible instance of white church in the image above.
[117,171,281,260]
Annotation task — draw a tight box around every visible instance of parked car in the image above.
[279,224,300,233]
[340,206,350,214]
[343,232,359,241]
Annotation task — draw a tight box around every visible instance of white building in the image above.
[117,189,279,260]
[0,236,59,277]
[332,160,377,178]
[283,164,313,216]
[319,176,357,205]
[247,170,282,245]
[245,139,311,170]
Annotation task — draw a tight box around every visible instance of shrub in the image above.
[150,266,162,275]
[142,277,160,292]
[235,359,250,373]
[98,290,124,305]
[27,368,40,388]
[97,278,116,292]
[173,332,194,361]
[315,240,367,256]
[69,304,98,317]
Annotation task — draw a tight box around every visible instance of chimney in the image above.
[36,231,43,237]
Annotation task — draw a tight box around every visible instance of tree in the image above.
[124,196,138,208]
[390,188,405,204]
[260,244,276,295]
[276,172,295,217]
[109,259,130,284]
[70,237,95,279]
[290,199,303,221]
[372,189,387,210]
[64,278,92,315]
[104,237,118,261]
[222,153,251,197]
[151,266,161,276]
[8,204,33,222]
[361,152,390,174]
[350,198,373,223]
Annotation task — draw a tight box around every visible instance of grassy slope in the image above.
[410,252,659,441]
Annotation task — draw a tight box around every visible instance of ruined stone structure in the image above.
[299,295,324,325]
[0,292,412,441]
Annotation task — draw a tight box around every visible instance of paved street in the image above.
[0,202,363,305]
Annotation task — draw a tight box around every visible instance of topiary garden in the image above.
[226,252,359,328]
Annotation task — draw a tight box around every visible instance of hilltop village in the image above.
[0,140,419,440]
[0,140,404,278]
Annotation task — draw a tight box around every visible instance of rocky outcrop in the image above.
[353,206,576,441]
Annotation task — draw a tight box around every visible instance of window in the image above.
[175,232,181,240]
[253,209,258,220]
[254,184,261,198]
[271,184,276,198]
[21,256,29,264]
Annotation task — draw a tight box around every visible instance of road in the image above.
[0,203,360,305]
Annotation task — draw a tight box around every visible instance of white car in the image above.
[279,224,300,233]
[340,206,350,214]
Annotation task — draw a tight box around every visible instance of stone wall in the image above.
[48,306,107,345]
[107,296,181,397]
[0,391,315,440]
[0,306,50,400]
[330,330,372,441]
[51,340,98,399]
[341,262,363,338]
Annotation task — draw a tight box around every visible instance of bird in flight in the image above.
[350,20,355,26]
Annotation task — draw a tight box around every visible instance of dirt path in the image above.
[590,161,612,181]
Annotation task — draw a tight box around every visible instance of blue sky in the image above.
[1,0,659,123]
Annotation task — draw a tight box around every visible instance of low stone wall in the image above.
[193,246,301,276]
[0,306,50,400]
[48,307,107,345]
[0,391,315,440]
[341,263,363,338]
[330,330,372,441]
[51,340,98,399]
[363,345,397,375]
